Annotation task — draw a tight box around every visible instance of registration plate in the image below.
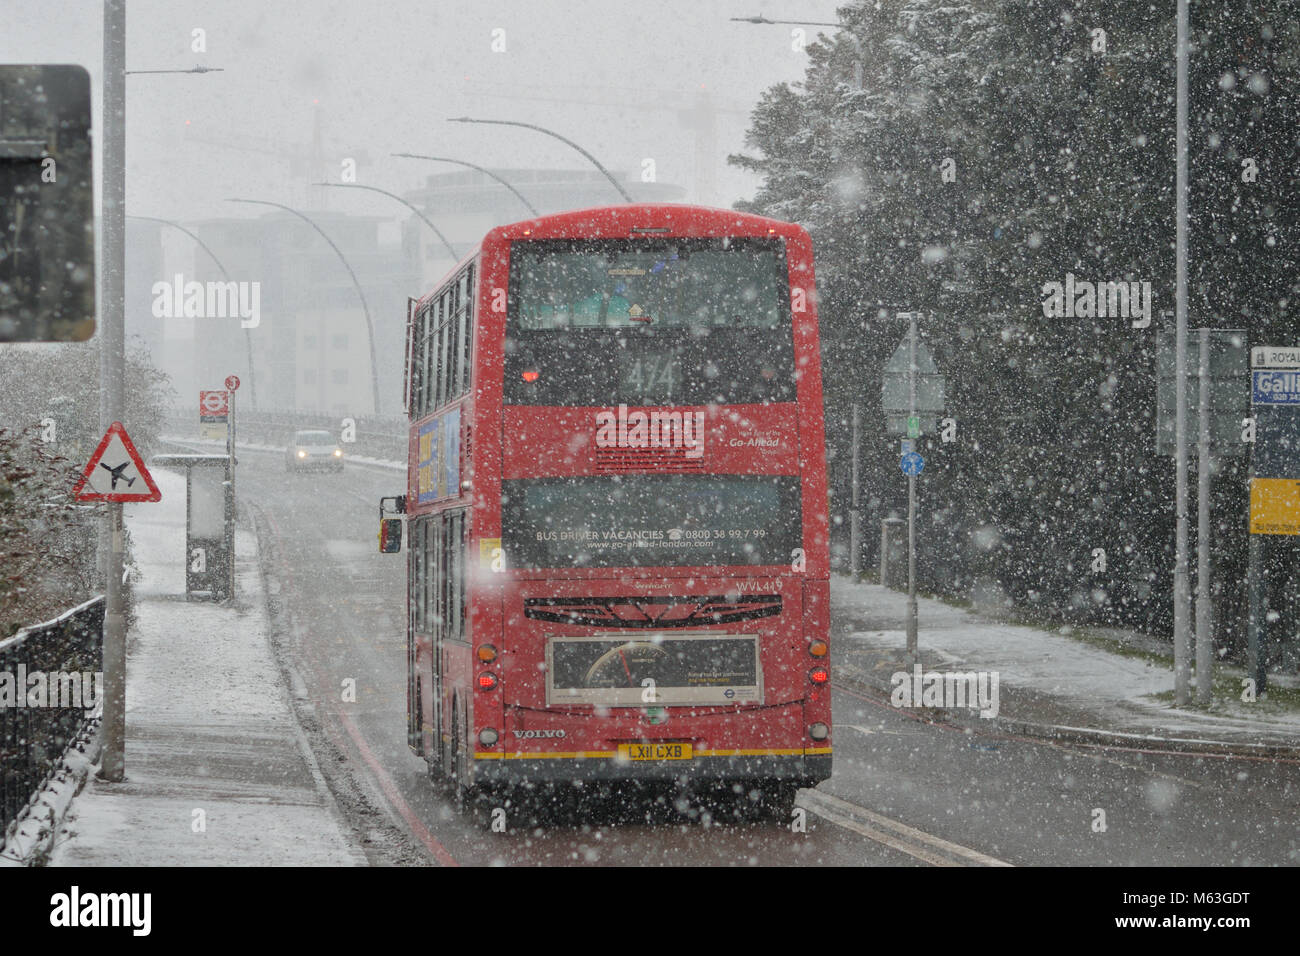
[618,742,693,761]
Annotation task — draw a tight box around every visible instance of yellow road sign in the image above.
[1249,477,1300,535]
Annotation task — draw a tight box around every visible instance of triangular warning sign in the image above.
[72,421,162,502]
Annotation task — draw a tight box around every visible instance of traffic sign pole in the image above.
[227,379,237,600]
[1245,345,1300,691]
[101,501,125,780]
[74,421,162,781]
[1195,329,1213,705]
[850,403,861,575]
[907,312,919,660]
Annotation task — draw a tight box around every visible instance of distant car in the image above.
[285,429,344,473]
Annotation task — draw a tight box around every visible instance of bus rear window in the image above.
[501,474,801,569]
[510,238,785,330]
[506,238,795,406]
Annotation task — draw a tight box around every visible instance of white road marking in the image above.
[842,724,918,737]
[798,790,1013,867]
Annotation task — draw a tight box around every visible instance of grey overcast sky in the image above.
[1,0,846,221]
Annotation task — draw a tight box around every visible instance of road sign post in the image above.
[73,421,161,782]
[883,313,945,662]
[1246,344,1300,692]
[1157,328,1247,705]
[224,375,240,600]
[850,403,861,575]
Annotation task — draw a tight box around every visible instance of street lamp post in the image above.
[312,182,459,260]
[98,0,223,781]
[391,153,539,217]
[1172,0,1193,707]
[227,198,381,415]
[732,14,862,88]
[98,0,126,783]
[447,116,632,203]
[128,215,256,409]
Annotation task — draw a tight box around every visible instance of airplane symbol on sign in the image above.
[99,461,136,490]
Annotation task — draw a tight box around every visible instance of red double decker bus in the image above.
[386,204,830,814]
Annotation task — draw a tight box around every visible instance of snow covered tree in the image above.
[733,0,1298,651]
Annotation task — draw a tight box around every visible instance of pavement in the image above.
[832,575,1300,757]
[49,467,364,866]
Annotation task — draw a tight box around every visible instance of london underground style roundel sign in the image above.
[72,422,161,502]
[200,390,229,418]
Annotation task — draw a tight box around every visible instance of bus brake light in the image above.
[521,370,540,383]
[478,672,498,690]
[809,667,829,685]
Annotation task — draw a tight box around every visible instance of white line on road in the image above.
[798,790,1013,867]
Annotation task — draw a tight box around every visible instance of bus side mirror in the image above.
[379,518,403,553]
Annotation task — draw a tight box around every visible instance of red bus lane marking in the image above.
[263,508,461,867]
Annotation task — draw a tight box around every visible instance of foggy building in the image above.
[125,218,165,365]
[188,211,419,417]
[403,167,685,290]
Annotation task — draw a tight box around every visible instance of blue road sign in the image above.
[1252,369,1300,406]
[900,452,924,476]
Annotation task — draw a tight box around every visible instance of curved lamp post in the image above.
[447,116,632,203]
[391,153,539,217]
[227,197,381,415]
[313,181,460,261]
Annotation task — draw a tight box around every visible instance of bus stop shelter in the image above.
[150,454,234,601]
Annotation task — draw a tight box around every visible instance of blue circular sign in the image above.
[900,452,925,476]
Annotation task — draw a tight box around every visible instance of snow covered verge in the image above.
[832,575,1300,753]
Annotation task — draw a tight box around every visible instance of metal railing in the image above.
[0,596,104,842]
[164,408,407,462]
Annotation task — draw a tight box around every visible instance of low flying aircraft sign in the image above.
[73,421,161,502]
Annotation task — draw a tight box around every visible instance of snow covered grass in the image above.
[834,575,1300,741]
[1148,677,1300,719]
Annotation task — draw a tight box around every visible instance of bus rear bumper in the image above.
[470,751,831,788]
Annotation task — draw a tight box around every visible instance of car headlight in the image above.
[333,448,343,457]
[296,449,307,458]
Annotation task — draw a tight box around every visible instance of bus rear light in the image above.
[521,369,540,383]
[809,722,829,741]
[479,727,499,746]
[808,639,829,658]
[809,667,829,685]
[477,672,498,691]
[477,644,498,663]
